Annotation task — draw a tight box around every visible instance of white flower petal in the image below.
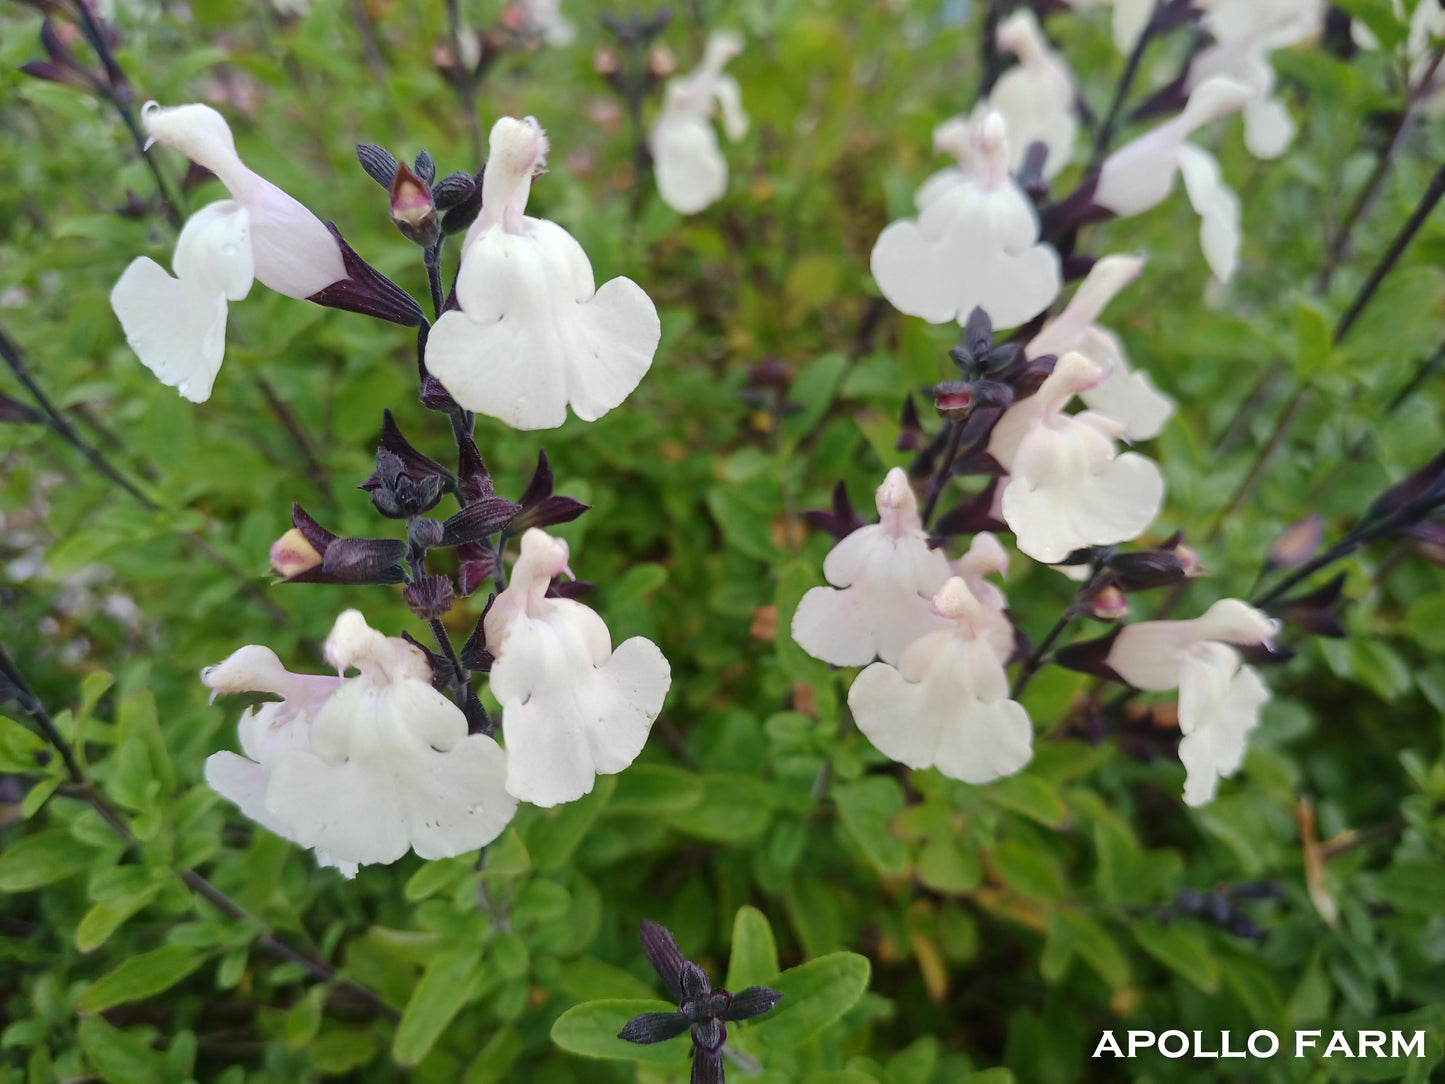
[111,259,229,403]
[651,117,727,214]
[239,177,346,298]
[1243,95,1296,159]
[205,750,285,834]
[498,635,671,807]
[1075,327,1175,440]
[426,220,659,429]
[1178,143,1241,282]
[849,634,1032,784]
[1107,598,1277,690]
[1177,644,1268,806]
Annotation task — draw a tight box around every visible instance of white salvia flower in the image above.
[1028,254,1174,440]
[649,31,748,215]
[989,11,1077,178]
[513,0,576,46]
[1202,0,1324,50]
[951,531,1016,663]
[1094,77,1252,283]
[203,611,515,878]
[111,102,346,402]
[791,467,952,667]
[1187,38,1297,159]
[1105,597,1278,690]
[1177,642,1269,806]
[848,577,1033,783]
[425,116,662,430]
[485,529,671,807]
[871,111,1061,329]
[988,352,1165,563]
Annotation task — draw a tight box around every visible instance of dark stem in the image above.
[0,645,86,785]
[978,0,1006,98]
[1317,45,1445,293]
[350,0,388,82]
[1089,0,1162,168]
[920,420,965,526]
[110,94,186,230]
[424,238,446,320]
[1333,160,1445,344]
[256,374,332,495]
[1011,608,1079,699]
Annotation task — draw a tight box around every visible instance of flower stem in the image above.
[1089,0,1162,168]
[920,419,965,527]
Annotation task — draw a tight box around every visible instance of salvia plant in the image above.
[2,0,1444,1082]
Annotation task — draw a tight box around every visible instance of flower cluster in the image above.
[106,101,675,875]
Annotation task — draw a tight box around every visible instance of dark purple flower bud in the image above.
[460,596,495,671]
[366,447,446,519]
[400,631,455,689]
[1106,550,1187,591]
[319,536,408,585]
[1273,570,1348,638]
[692,1048,724,1084]
[420,372,463,414]
[356,142,400,187]
[0,393,42,424]
[1088,584,1130,621]
[1174,887,1204,915]
[546,578,595,599]
[1016,140,1050,201]
[404,574,456,620]
[1236,640,1295,666]
[690,1019,725,1058]
[803,479,868,541]
[369,410,458,492]
[896,393,925,451]
[441,498,523,546]
[1053,628,1124,681]
[457,542,498,598]
[412,148,436,184]
[680,962,711,1001]
[618,1012,690,1044]
[457,437,497,504]
[462,694,492,736]
[440,171,484,235]
[290,502,337,553]
[639,919,689,1000]
[433,170,477,211]
[509,449,591,532]
[407,516,446,552]
[722,986,782,1022]
[1371,450,1445,519]
[19,59,98,92]
[931,478,1007,538]
[962,307,994,362]
[307,222,427,327]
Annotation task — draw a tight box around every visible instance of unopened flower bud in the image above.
[594,45,620,77]
[1266,513,1322,571]
[647,44,675,77]
[933,380,973,420]
[1089,584,1130,621]
[390,162,440,246]
[270,528,323,579]
[403,574,457,620]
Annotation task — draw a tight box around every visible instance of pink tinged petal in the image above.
[111,201,254,403]
[240,177,346,298]
[480,115,549,232]
[323,609,432,684]
[849,635,1032,784]
[651,116,728,214]
[1178,143,1241,282]
[499,634,671,807]
[991,12,1077,177]
[426,220,659,430]
[1027,254,1145,359]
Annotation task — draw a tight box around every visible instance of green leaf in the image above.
[916,837,982,894]
[609,765,704,815]
[549,998,688,1063]
[284,985,325,1050]
[0,716,46,772]
[524,775,614,872]
[77,945,207,1014]
[556,956,658,1001]
[834,776,908,875]
[77,1017,166,1084]
[990,840,1064,901]
[753,952,872,1051]
[75,880,165,953]
[1056,910,1131,990]
[1293,297,1334,377]
[310,1027,382,1074]
[392,945,485,1066]
[989,774,1069,828]
[726,905,780,991]
[1375,861,1445,913]
[1134,921,1219,993]
[706,486,777,563]
[0,830,100,892]
[670,773,775,843]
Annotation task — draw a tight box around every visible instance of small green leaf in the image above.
[609,765,704,815]
[0,830,100,892]
[753,952,872,1051]
[524,775,614,872]
[392,945,485,1066]
[671,773,775,843]
[78,945,207,1014]
[1293,297,1334,377]
[556,956,658,1001]
[989,774,1069,828]
[549,998,687,1063]
[76,1016,166,1084]
[76,880,165,953]
[1134,921,1219,993]
[284,985,325,1050]
[726,905,780,991]
[834,776,908,875]
[0,716,45,772]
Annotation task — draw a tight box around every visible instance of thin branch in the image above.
[1089,0,1162,168]
[920,420,965,527]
